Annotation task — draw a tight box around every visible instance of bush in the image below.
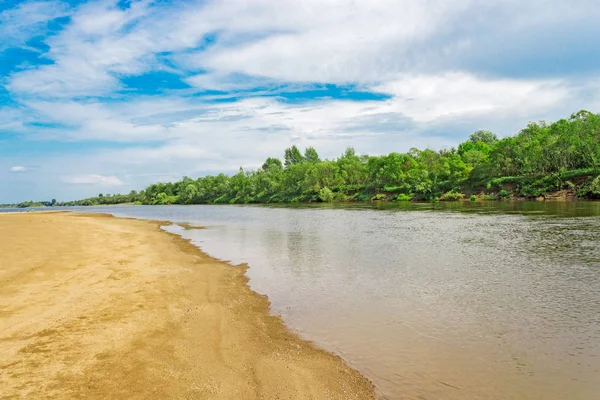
[371,193,387,201]
[439,190,465,201]
[318,187,334,202]
[396,193,413,202]
[589,175,600,196]
[470,194,477,201]
[352,192,373,202]
[383,184,411,194]
[153,192,178,205]
[560,168,595,180]
[331,184,367,193]
[519,185,546,198]
[333,192,348,201]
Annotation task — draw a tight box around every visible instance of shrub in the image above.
[383,184,410,194]
[371,193,387,201]
[560,168,595,180]
[355,192,373,202]
[519,185,546,198]
[396,193,413,202]
[333,192,348,201]
[213,194,229,204]
[589,175,600,197]
[153,192,178,205]
[439,190,465,201]
[318,187,334,202]
[470,194,477,201]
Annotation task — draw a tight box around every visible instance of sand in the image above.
[0,212,374,399]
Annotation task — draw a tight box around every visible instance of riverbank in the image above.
[0,212,374,399]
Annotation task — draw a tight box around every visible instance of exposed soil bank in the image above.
[0,212,374,399]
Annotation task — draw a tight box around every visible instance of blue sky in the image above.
[1,0,599,203]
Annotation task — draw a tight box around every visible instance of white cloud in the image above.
[179,0,600,84]
[0,0,68,52]
[10,166,28,172]
[3,0,470,97]
[1,0,600,202]
[6,0,600,99]
[13,72,578,146]
[185,72,278,92]
[62,174,124,186]
[179,0,470,84]
[370,73,569,122]
[7,0,156,98]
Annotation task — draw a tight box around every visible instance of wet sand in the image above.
[0,212,374,399]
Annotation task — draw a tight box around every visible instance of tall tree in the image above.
[304,147,321,163]
[284,145,304,167]
[469,130,498,145]
[262,157,283,171]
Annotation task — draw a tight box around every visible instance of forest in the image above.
[41,110,600,206]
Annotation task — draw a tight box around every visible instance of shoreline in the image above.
[0,212,374,399]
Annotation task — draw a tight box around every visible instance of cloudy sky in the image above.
[1,0,599,203]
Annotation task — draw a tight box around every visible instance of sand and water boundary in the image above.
[0,212,374,399]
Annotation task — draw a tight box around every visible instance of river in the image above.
[75,201,599,399]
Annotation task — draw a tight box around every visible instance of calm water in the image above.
[76,202,600,400]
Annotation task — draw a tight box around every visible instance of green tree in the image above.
[284,145,304,167]
[571,110,600,172]
[179,184,199,204]
[262,157,283,171]
[469,130,498,145]
[304,147,321,163]
[56,110,600,205]
[337,147,367,185]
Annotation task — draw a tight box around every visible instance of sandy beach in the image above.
[0,212,374,399]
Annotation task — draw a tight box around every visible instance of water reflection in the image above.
[79,202,600,400]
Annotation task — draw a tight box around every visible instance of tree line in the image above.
[0,200,56,209]
[53,110,600,206]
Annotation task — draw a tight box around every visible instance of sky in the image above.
[1,0,599,203]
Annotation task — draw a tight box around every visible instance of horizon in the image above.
[2,0,600,203]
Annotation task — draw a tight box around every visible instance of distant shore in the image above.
[0,212,374,399]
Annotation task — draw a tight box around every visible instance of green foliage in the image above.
[304,147,321,163]
[469,130,498,145]
[519,185,546,198]
[371,193,387,201]
[56,190,143,207]
[470,194,477,201]
[439,190,465,201]
[284,145,304,166]
[154,192,177,205]
[318,187,334,202]
[560,168,595,179]
[262,157,283,170]
[50,111,600,207]
[16,201,45,208]
[589,175,600,196]
[396,193,413,201]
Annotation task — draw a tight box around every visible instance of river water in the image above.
[75,202,599,399]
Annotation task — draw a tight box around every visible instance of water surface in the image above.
[77,202,600,400]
